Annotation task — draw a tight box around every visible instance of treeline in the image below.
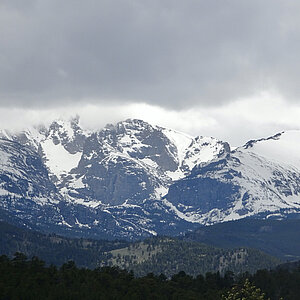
[0,253,300,299]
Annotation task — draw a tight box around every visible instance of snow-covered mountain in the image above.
[1,117,300,239]
[165,131,300,225]
[0,118,228,239]
[63,119,229,206]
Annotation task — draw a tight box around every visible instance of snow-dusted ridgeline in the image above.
[1,117,300,239]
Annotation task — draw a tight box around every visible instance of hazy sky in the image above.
[1,0,300,145]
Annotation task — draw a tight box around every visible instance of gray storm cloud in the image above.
[1,0,300,108]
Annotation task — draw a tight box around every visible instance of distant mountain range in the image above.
[1,117,300,239]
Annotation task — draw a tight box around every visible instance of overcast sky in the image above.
[1,0,300,145]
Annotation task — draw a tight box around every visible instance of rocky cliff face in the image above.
[60,119,229,208]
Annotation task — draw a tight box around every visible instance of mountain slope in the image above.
[183,218,300,261]
[0,138,60,204]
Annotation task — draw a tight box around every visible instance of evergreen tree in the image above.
[222,279,269,300]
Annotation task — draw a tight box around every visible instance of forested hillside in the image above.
[0,221,128,268]
[0,221,280,276]
[102,237,281,277]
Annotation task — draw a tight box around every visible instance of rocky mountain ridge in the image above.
[0,117,300,239]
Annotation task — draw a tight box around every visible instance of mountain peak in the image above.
[241,130,300,169]
[103,118,155,133]
[243,132,284,150]
[49,115,83,136]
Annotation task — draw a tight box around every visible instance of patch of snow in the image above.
[140,158,158,168]
[41,139,81,177]
[142,228,157,236]
[166,169,185,181]
[72,198,100,208]
[266,213,283,219]
[69,176,85,189]
[162,198,200,223]
[75,217,91,229]
[60,219,72,228]
[154,186,168,199]
[0,189,11,196]
[162,128,193,165]
[0,130,11,140]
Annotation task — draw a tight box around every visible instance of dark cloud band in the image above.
[0,0,300,108]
